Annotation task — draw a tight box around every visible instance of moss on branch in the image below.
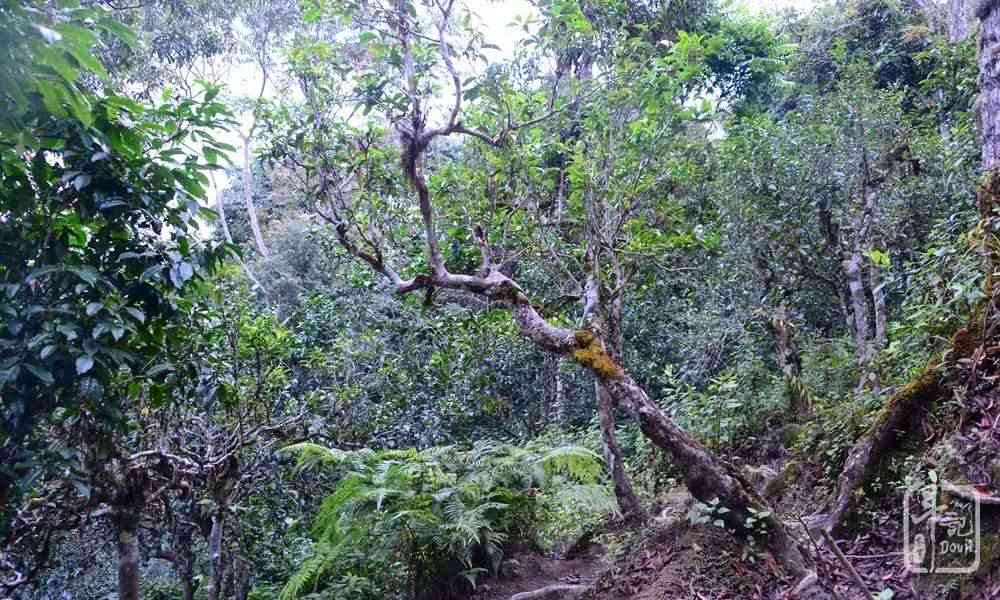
[573,330,624,380]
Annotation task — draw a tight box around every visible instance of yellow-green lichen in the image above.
[572,330,624,380]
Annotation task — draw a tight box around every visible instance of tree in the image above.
[267,0,819,582]
[0,0,234,521]
[979,1,1000,173]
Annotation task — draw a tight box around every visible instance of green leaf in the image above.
[75,354,94,375]
[24,363,55,385]
[145,363,174,377]
[123,306,145,323]
[34,25,63,44]
[37,79,68,117]
[98,19,138,48]
[69,266,100,285]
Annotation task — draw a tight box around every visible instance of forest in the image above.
[3,0,1000,598]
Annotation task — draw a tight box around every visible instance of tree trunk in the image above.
[177,522,197,600]
[602,373,811,578]
[240,132,270,259]
[949,0,974,41]
[113,511,141,600]
[553,359,567,429]
[843,252,870,362]
[981,2,1000,171]
[500,300,812,578]
[870,262,888,350]
[845,252,879,391]
[216,191,234,245]
[206,511,225,600]
[768,304,808,416]
[596,382,645,521]
[583,274,647,522]
[181,574,195,600]
[216,169,265,293]
[234,555,252,600]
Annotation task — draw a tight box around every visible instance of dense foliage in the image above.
[3,0,998,598]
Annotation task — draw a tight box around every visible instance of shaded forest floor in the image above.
[472,440,1000,600]
[470,545,606,600]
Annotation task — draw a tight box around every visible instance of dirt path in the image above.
[469,546,606,600]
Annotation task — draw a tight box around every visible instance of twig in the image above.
[797,515,846,600]
[820,529,873,599]
[844,552,902,560]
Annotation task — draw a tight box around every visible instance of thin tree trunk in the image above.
[768,304,808,416]
[553,359,567,429]
[602,373,811,578]
[206,511,225,600]
[596,382,645,521]
[234,555,252,600]
[114,512,141,600]
[177,523,197,600]
[240,132,270,259]
[844,252,870,361]
[216,176,265,292]
[845,250,879,392]
[216,192,234,245]
[870,262,888,350]
[582,269,647,522]
[824,361,945,533]
[837,286,854,334]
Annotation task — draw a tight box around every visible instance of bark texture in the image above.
[603,374,811,578]
[585,277,646,522]
[552,358,567,428]
[844,253,870,360]
[950,0,974,41]
[216,169,265,292]
[980,2,1000,170]
[113,511,141,600]
[767,304,808,416]
[596,382,645,521]
[870,263,888,351]
[823,319,991,534]
[206,511,226,600]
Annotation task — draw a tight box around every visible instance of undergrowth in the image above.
[276,441,614,600]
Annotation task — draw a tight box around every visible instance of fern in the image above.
[281,441,609,599]
[536,445,605,483]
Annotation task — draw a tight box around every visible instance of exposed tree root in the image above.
[508,584,589,600]
[821,304,987,535]
[821,359,946,533]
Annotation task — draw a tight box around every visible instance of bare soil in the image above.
[469,545,606,600]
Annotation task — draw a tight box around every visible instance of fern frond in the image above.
[283,442,357,473]
[535,445,604,483]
